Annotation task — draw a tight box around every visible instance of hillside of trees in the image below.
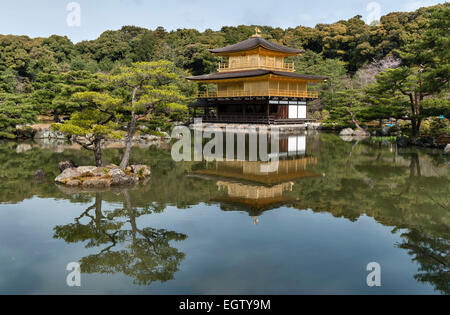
[0,2,448,140]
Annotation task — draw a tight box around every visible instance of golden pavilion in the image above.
[187,29,327,124]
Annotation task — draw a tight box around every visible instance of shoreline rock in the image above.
[339,128,370,137]
[339,128,354,136]
[58,160,78,172]
[55,164,151,188]
[34,170,46,180]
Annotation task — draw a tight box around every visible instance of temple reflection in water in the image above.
[192,132,323,223]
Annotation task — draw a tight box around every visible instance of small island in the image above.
[55,163,151,188]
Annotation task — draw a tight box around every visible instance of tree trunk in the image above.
[120,87,140,170]
[93,138,103,167]
[409,93,422,137]
[411,118,418,137]
[411,118,422,137]
[349,102,363,130]
[120,114,137,170]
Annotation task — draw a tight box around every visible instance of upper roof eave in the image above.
[209,37,304,55]
[186,70,328,82]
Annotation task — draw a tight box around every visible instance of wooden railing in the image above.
[218,62,295,72]
[198,89,319,99]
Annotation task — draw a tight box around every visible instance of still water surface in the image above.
[0,132,448,294]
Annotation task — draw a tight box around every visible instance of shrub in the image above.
[429,117,450,136]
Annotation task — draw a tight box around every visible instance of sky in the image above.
[0,0,446,43]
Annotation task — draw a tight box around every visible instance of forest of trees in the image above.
[0,2,448,141]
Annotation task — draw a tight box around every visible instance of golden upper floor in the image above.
[210,32,302,73]
[218,53,295,72]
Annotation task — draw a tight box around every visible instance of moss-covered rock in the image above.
[55,165,150,188]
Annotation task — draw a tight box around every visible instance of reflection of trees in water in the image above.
[398,229,450,295]
[409,153,421,177]
[363,149,449,294]
[366,150,450,294]
[53,191,187,285]
[290,137,449,294]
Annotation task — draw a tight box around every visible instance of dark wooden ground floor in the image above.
[189,96,315,125]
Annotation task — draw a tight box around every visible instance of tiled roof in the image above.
[209,37,303,54]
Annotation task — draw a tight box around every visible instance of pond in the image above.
[0,132,448,294]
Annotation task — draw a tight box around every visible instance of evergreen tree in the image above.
[53,92,123,166]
